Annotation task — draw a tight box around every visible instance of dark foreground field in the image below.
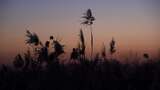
[1,58,160,90]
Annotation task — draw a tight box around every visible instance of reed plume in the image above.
[26,30,40,46]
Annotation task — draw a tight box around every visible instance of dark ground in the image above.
[1,58,160,90]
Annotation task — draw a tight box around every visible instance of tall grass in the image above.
[110,37,116,59]
[101,43,106,59]
[79,29,86,59]
[82,9,95,59]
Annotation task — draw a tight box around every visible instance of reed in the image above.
[82,9,95,59]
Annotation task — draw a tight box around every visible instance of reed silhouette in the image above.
[82,9,95,59]
[101,43,107,60]
[110,37,116,55]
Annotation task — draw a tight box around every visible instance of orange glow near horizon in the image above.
[0,0,160,64]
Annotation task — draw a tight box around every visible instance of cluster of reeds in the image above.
[12,9,154,70]
[13,30,64,70]
[13,9,118,70]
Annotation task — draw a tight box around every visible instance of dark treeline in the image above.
[0,9,160,90]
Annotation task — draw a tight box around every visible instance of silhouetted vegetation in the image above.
[1,52,160,90]
[0,9,160,90]
[82,9,95,59]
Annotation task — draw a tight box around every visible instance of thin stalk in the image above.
[90,25,93,60]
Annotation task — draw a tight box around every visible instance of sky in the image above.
[0,0,160,64]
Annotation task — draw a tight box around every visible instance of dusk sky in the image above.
[0,0,160,64]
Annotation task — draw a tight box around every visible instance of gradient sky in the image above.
[0,0,160,64]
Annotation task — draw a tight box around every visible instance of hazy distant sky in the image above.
[0,0,160,64]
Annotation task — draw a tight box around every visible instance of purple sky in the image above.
[0,0,160,64]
